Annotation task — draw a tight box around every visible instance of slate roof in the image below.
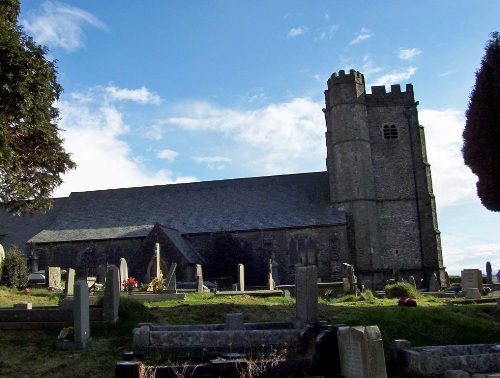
[0,197,68,251]
[26,171,345,244]
[159,225,206,264]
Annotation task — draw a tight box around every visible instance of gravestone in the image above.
[271,257,279,286]
[343,263,357,295]
[295,265,319,325]
[46,267,61,289]
[0,244,4,267]
[196,275,204,292]
[237,264,245,292]
[165,263,177,293]
[97,265,106,284]
[195,264,203,280]
[461,269,483,293]
[267,259,275,290]
[64,268,75,296]
[429,272,439,292]
[153,242,162,279]
[119,258,128,291]
[73,280,91,348]
[408,276,416,289]
[497,270,500,284]
[103,266,120,322]
[465,288,481,300]
[486,261,493,284]
[337,325,387,378]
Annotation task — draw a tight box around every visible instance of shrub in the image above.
[385,282,419,299]
[1,245,29,288]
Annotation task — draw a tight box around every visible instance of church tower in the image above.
[324,69,445,288]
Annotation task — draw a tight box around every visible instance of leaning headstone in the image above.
[119,258,128,291]
[165,263,177,293]
[408,276,416,289]
[461,269,483,293]
[237,264,245,292]
[102,266,120,322]
[486,261,493,284]
[429,272,439,292]
[337,325,387,378]
[295,265,319,326]
[64,268,75,296]
[73,280,90,348]
[46,267,61,289]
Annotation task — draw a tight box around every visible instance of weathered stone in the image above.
[295,265,319,325]
[337,325,387,378]
[64,268,75,296]
[461,269,483,293]
[73,280,90,347]
[46,266,61,289]
[13,302,32,310]
[225,313,244,330]
[465,287,481,300]
[102,266,120,322]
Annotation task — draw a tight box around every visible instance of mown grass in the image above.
[0,288,499,377]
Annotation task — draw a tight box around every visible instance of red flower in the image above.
[123,277,138,288]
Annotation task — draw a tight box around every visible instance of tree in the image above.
[0,0,76,216]
[1,245,29,288]
[462,32,500,211]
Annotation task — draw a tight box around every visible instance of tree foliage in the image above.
[1,245,29,288]
[0,0,76,216]
[462,32,500,211]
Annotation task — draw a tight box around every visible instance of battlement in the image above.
[366,84,415,105]
[327,69,365,87]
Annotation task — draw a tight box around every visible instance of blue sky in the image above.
[19,0,500,276]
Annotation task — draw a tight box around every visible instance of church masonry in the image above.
[0,69,446,289]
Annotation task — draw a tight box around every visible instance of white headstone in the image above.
[119,258,128,291]
[237,264,245,292]
[154,242,161,279]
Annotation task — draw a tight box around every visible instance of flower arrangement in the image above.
[150,277,164,293]
[123,277,138,291]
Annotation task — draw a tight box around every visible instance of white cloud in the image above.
[349,27,372,45]
[22,1,107,52]
[318,25,339,40]
[105,86,161,105]
[156,149,178,162]
[370,67,417,87]
[52,88,194,197]
[164,98,326,175]
[420,108,477,207]
[193,156,231,170]
[398,48,422,60]
[287,26,307,38]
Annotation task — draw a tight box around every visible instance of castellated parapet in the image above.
[366,84,415,106]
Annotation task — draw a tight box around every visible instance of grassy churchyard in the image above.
[1,286,500,377]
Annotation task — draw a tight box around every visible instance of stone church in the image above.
[0,69,446,289]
